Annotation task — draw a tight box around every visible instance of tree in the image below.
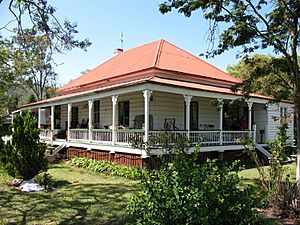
[27,93,37,103]
[0,110,48,179]
[0,36,24,116]
[0,0,91,53]
[227,54,294,100]
[13,29,57,100]
[0,0,91,109]
[159,0,300,181]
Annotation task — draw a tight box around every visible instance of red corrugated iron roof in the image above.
[58,39,240,94]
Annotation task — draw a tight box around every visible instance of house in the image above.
[15,39,294,167]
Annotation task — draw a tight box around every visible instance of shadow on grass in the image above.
[0,180,137,225]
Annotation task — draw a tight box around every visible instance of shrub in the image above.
[276,181,300,219]
[127,146,264,225]
[0,111,48,179]
[70,157,143,180]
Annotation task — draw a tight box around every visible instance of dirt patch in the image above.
[260,207,299,225]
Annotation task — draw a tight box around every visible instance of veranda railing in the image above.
[42,129,255,146]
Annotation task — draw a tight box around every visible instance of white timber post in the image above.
[112,95,118,145]
[11,111,15,132]
[253,124,257,142]
[51,105,55,140]
[248,101,253,132]
[184,95,192,139]
[218,99,223,145]
[88,100,94,143]
[38,107,41,129]
[67,103,72,142]
[143,89,153,143]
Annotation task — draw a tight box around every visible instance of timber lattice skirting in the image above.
[67,147,143,168]
[67,147,248,169]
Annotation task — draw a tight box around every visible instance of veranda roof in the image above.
[21,76,276,109]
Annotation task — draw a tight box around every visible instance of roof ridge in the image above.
[153,39,164,68]
[162,40,240,82]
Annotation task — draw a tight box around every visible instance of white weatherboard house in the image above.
[16,39,294,167]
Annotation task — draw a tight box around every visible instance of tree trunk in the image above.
[295,91,300,183]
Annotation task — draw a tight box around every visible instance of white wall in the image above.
[254,104,267,143]
[100,97,112,128]
[59,102,89,129]
[197,97,219,129]
[286,106,294,144]
[150,92,185,130]
[266,103,294,145]
[74,101,89,124]
[61,104,67,129]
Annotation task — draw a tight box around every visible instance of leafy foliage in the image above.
[239,122,300,220]
[228,54,294,100]
[0,36,23,116]
[276,181,300,220]
[128,146,263,225]
[1,0,91,53]
[70,157,143,180]
[0,0,91,113]
[159,0,299,59]
[0,111,47,179]
[12,29,57,100]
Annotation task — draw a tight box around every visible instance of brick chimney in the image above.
[114,48,123,55]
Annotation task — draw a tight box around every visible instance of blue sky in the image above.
[0,0,268,86]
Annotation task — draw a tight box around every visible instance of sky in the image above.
[0,0,270,86]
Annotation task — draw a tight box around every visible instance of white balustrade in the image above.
[41,128,254,147]
[91,129,112,143]
[149,130,187,144]
[69,129,89,141]
[116,129,144,145]
[190,131,221,145]
[40,129,52,140]
[222,131,253,145]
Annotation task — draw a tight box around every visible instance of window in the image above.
[71,107,78,128]
[223,104,239,130]
[280,107,288,123]
[93,100,100,127]
[118,101,130,127]
[54,105,61,129]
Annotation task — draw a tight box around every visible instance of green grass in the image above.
[0,160,296,224]
[0,162,138,225]
[238,162,296,187]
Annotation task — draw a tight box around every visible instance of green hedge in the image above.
[70,157,143,180]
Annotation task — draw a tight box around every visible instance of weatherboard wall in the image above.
[254,104,268,143]
[266,103,294,144]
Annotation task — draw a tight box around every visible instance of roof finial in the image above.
[121,32,124,50]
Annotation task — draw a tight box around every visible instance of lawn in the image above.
[0,160,296,225]
[0,162,138,225]
[238,162,296,187]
